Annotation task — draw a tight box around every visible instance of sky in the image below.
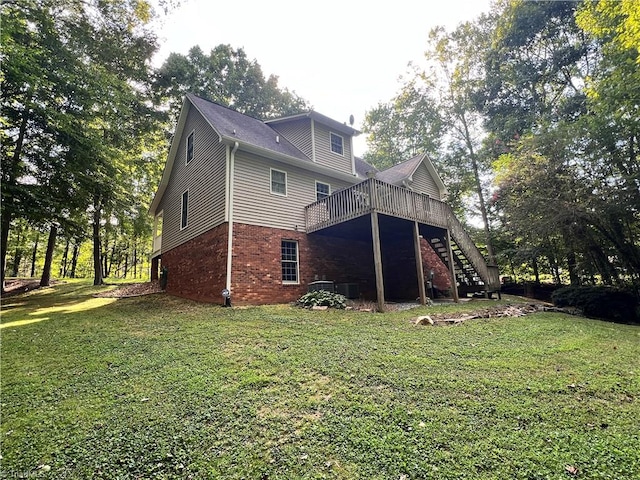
[151,0,494,156]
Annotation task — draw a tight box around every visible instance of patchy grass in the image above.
[1,281,639,479]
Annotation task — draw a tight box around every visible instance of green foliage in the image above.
[552,285,640,324]
[1,282,639,479]
[295,290,347,309]
[153,44,310,121]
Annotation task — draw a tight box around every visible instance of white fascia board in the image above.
[149,98,192,216]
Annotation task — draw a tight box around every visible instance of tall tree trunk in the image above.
[532,256,540,285]
[40,224,58,287]
[133,246,137,278]
[11,229,23,277]
[60,238,70,277]
[12,247,23,277]
[567,252,580,286]
[70,242,79,278]
[123,246,129,278]
[1,106,30,291]
[459,114,496,265]
[1,212,11,292]
[93,198,103,286]
[30,233,39,277]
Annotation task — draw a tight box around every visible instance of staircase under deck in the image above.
[305,178,500,309]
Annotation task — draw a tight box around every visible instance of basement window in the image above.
[330,132,344,155]
[281,240,299,284]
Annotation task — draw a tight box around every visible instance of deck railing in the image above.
[305,178,501,292]
[305,178,449,233]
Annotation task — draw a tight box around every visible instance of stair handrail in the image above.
[444,205,500,291]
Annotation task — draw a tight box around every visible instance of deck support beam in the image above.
[413,221,427,305]
[370,211,385,312]
[445,229,459,303]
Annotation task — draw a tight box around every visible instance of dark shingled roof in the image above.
[187,93,311,162]
[354,156,378,179]
[376,154,424,184]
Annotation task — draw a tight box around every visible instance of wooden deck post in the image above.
[413,221,427,305]
[445,229,459,303]
[370,211,385,312]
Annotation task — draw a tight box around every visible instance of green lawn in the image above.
[1,281,638,479]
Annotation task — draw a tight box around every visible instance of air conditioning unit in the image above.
[335,283,359,299]
[308,281,334,293]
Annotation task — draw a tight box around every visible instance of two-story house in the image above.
[149,94,499,309]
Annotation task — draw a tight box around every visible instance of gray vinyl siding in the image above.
[270,118,313,159]
[157,107,227,253]
[313,122,353,173]
[233,151,353,231]
[411,163,440,198]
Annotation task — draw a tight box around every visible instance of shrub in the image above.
[295,290,347,309]
[551,285,639,324]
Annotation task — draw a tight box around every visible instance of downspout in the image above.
[225,141,239,293]
[350,136,356,175]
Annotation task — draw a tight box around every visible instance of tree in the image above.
[486,0,639,286]
[1,0,165,287]
[361,18,498,262]
[154,44,310,121]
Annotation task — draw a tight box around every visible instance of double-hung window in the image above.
[181,190,189,229]
[316,181,330,201]
[186,131,194,164]
[330,132,343,155]
[271,168,287,196]
[281,240,299,284]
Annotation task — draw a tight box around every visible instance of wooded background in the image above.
[2,0,638,292]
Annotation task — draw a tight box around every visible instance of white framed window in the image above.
[315,181,330,201]
[181,190,189,229]
[330,132,344,155]
[281,240,299,284]
[270,168,287,196]
[186,130,194,164]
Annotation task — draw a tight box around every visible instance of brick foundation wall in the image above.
[161,223,228,303]
[421,238,453,292]
[160,222,452,305]
[231,224,376,305]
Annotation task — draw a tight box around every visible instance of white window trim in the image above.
[186,130,195,165]
[270,168,288,196]
[315,180,331,201]
[281,239,299,285]
[330,132,344,156]
[180,190,189,230]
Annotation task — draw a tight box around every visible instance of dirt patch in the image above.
[93,281,164,298]
[2,278,60,297]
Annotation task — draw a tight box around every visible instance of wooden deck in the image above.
[305,178,500,294]
[305,178,449,233]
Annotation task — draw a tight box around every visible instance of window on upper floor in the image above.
[186,131,194,164]
[315,181,330,201]
[330,132,344,156]
[181,190,189,229]
[271,168,287,196]
[281,240,299,284]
